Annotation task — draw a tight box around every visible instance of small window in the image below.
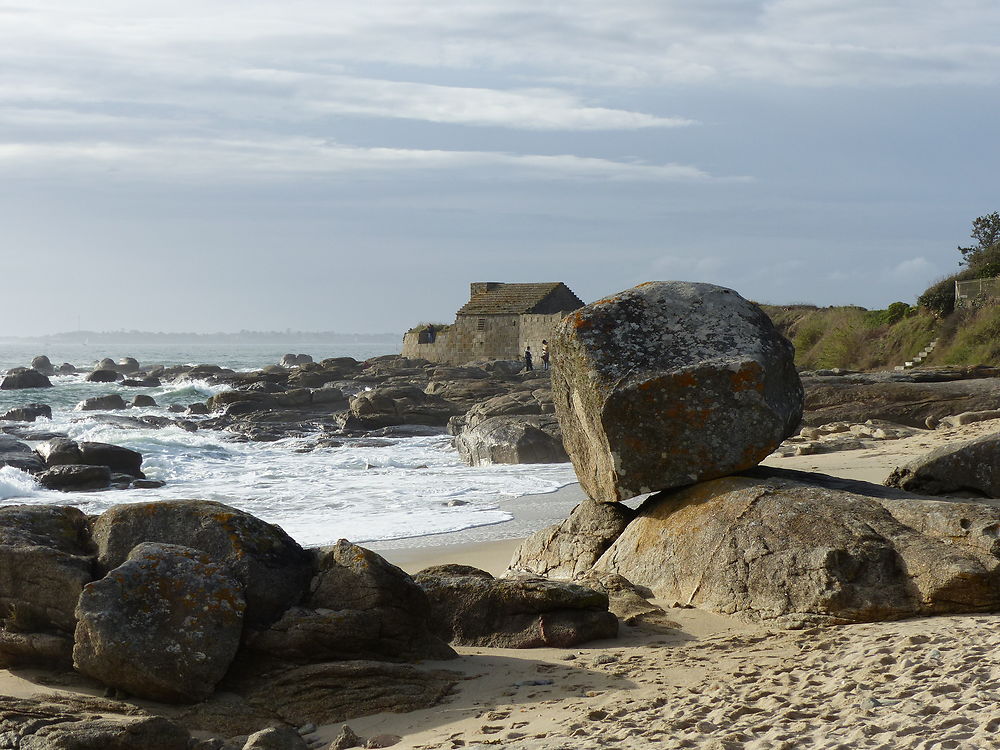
[477,318,486,331]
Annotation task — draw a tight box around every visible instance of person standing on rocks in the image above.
[524,346,533,372]
[541,340,550,370]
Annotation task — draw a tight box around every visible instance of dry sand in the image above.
[6,417,1000,749]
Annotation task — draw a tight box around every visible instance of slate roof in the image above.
[457,282,584,316]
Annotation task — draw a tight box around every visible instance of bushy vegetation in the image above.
[762,304,936,370]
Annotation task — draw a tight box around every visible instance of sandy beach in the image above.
[7,418,1000,748]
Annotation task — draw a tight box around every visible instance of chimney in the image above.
[470,282,502,299]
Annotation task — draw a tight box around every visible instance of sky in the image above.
[2,0,999,335]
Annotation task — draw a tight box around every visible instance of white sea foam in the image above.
[0,466,41,501]
[1,349,577,546]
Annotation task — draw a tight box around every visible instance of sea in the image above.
[0,340,577,548]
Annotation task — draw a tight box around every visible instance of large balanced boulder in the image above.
[414,565,617,647]
[30,355,55,376]
[74,543,246,702]
[0,367,52,390]
[0,505,94,667]
[593,472,1000,626]
[38,464,113,491]
[90,500,313,628]
[551,281,802,502]
[885,433,1000,497]
[508,499,635,579]
[245,540,455,663]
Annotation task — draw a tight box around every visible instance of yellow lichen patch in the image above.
[729,362,764,393]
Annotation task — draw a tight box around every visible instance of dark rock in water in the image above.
[414,565,618,648]
[90,500,313,628]
[122,377,160,387]
[74,413,149,430]
[0,696,192,750]
[885,433,1000,498]
[552,281,803,502]
[1,367,52,390]
[78,394,128,411]
[0,402,52,422]
[117,356,140,374]
[132,478,166,489]
[454,415,567,465]
[132,394,157,407]
[30,355,54,376]
[280,354,313,367]
[246,540,454,663]
[38,464,112,491]
[97,358,117,371]
[167,404,186,413]
[86,368,122,383]
[593,472,1000,626]
[187,402,209,415]
[39,438,144,477]
[0,435,45,472]
[74,542,246,703]
[58,362,77,374]
[0,505,94,668]
[508,500,636,580]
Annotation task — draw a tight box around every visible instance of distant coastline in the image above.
[0,330,402,346]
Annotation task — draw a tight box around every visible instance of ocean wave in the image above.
[0,466,42,501]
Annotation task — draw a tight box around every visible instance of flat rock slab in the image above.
[885,432,1000,497]
[414,565,618,648]
[594,472,1000,627]
[551,281,802,502]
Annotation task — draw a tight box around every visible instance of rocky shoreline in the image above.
[5,282,1000,748]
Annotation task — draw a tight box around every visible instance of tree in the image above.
[959,211,1000,268]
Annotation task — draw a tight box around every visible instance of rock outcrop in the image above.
[454,415,567,465]
[74,543,246,702]
[0,436,46,472]
[90,500,313,628]
[508,500,635,579]
[78,394,128,411]
[593,472,1000,626]
[246,540,454,663]
[0,505,95,668]
[885,433,1000,497]
[414,565,618,647]
[551,281,803,501]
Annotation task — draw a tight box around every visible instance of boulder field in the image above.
[0,499,619,746]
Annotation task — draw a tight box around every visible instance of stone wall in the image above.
[402,312,569,365]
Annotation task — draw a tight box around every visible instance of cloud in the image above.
[889,256,936,277]
[239,71,695,131]
[0,136,744,183]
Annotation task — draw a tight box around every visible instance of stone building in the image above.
[401,282,585,365]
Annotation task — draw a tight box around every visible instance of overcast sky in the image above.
[2,0,999,335]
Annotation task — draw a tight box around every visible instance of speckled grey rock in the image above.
[885,433,1000,497]
[73,542,246,702]
[551,281,802,502]
[594,474,1000,626]
[240,726,309,750]
[90,500,313,628]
